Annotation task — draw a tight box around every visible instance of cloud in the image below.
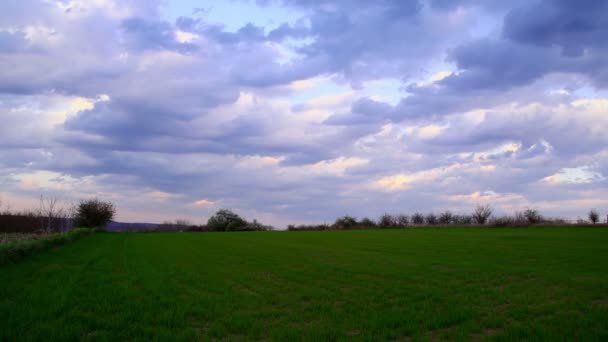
[543,166,605,185]
[502,0,608,57]
[193,199,215,207]
[0,0,607,226]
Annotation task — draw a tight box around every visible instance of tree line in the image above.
[2,195,604,233]
[288,205,605,231]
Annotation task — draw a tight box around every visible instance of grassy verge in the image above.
[0,228,96,265]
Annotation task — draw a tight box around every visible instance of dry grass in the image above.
[0,233,53,245]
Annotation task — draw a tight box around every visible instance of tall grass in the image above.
[0,228,96,265]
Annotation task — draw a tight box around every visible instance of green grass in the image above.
[0,228,95,266]
[1,228,608,341]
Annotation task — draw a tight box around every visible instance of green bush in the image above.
[207,209,247,231]
[74,199,115,228]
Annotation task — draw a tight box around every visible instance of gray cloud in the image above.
[0,0,607,225]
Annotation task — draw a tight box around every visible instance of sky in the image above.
[1,0,608,227]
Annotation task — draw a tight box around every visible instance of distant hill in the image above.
[105,221,160,231]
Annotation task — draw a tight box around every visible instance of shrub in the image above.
[491,216,514,227]
[411,212,425,225]
[287,224,330,231]
[438,211,453,225]
[523,208,542,224]
[378,214,396,228]
[334,216,358,229]
[207,209,247,231]
[514,211,527,225]
[159,219,194,232]
[452,215,473,225]
[74,199,115,229]
[0,228,95,265]
[472,204,493,225]
[242,219,273,231]
[359,217,376,227]
[589,209,599,224]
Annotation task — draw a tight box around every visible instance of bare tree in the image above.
[438,211,453,225]
[523,208,542,224]
[0,197,9,215]
[411,212,425,225]
[378,214,396,228]
[588,209,599,224]
[425,213,438,225]
[472,204,493,225]
[396,214,409,227]
[58,201,77,232]
[38,195,64,233]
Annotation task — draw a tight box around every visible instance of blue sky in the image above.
[1,0,607,226]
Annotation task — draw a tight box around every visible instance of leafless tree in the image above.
[438,211,453,225]
[588,209,599,224]
[472,204,493,225]
[0,197,12,215]
[396,214,410,227]
[378,214,396,228]
[36,196,77,232]
[411,212,425,225]
[523,208,542,224]
[425,213,438,225]
[39,195,59,233]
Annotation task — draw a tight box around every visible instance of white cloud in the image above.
[543,166,605,184]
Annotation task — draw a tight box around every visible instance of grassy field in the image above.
[1,228,608,341]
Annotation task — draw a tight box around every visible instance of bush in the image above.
[0,228,95,265]
[452,215,473,225]
[287,224,330,231]
[158,219,195,232]
[514,211,527,224]
[359,217,376,227]
[74,199,115,229]
[491,216,514,227]
[472,204,493,225]
[242,219,273,231]
[411,212,425,225]
[207,209,247,231]
[589,209,599,224]
[334,216,358,229]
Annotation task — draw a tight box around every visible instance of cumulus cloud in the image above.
[0,0,607,226]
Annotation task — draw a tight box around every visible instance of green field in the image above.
[1,228,608,341]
